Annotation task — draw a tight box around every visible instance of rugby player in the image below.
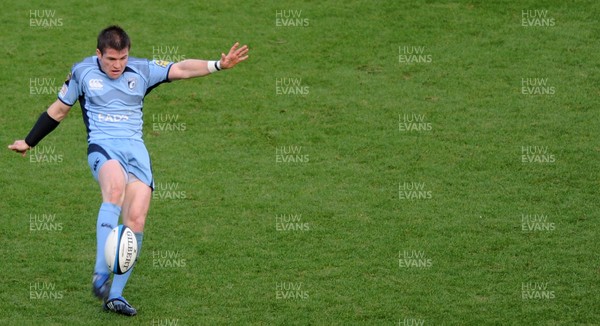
[8,25,249,316]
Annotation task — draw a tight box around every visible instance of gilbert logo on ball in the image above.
[105,225,138,274]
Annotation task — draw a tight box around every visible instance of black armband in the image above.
[24,112,60,148]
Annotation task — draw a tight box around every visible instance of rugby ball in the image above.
[105,225,138,275]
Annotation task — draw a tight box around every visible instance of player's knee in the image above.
[99,161,127,204]
[126,209,146,232]
[103,183,125,204]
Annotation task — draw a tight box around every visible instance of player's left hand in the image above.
[220,42,249,69]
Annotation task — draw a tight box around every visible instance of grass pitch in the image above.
[1,0,600,324]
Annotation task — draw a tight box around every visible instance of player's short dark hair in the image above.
[97,25,131,54]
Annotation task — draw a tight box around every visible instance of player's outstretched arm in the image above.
[8,99,72,157]
[168,42,249,81]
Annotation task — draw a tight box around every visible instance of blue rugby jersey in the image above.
[58,56,173,142]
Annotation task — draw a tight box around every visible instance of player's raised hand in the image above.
[8,140,30,157]
[220,42,249,69]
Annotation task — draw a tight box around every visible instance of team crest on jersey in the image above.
[89,79,103,90]
[127,78,137,90]
[153,60,170,67]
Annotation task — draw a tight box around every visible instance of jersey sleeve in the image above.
[57,67,79,106]
[147,59,173,88]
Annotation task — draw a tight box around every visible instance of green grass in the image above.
[1,0,600,324]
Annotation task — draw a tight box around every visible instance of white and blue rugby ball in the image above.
[105,225,138,275]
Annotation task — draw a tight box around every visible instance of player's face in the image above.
[96,48,129,79]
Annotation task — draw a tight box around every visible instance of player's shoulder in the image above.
[71,56,98,70]
[127,56,150,67]
[125,57,151,77]
[126,57,171,72]
[70,56,100,79]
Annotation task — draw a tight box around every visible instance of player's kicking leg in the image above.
[91,159,126,301]
[103,179,150,316]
